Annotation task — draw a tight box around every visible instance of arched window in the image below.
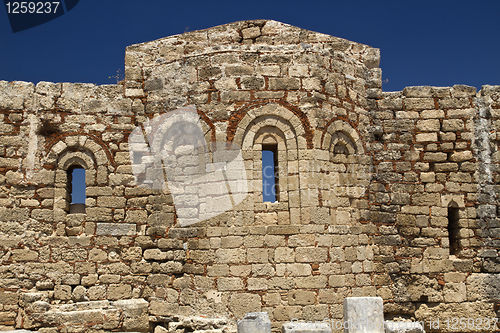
[330,131,356,158]
[235,104,304,213]
[250,127,287,204]
[447,202,460,255]
[262,144,278,202]
[68,165,86,214]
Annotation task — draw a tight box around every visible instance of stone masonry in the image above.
[0,20,499,333]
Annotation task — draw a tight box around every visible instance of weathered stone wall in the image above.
[366,84,500,329]
[0,20,498,333]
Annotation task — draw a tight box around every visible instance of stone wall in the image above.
[366,85,500,329]
[0,20,498,333]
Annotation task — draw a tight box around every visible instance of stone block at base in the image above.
[238,312,271,333]
[343,297,384,333]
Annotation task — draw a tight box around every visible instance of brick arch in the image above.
[43,132,115,169]
[322,119,364,155]
[331,132,356,156]
[227,100,313,149]
[240,115,297,151]
[58,150,96,171]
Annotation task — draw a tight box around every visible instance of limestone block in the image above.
[274,247,294,263]
[295,247,327,263]
[268,226,299,235]
[81,274,98,287]
[221,236,244,248]
[226,65,254,76]
[96,223,136,236]
[434,163,458,172]
[54,285,72,300]
[252,264,275,277]
[282,263,311,277]
[108,284,132,300]
[11,249,38,261]
[97,196,126,208]
[61,274,81,285]
[449,150,473,162]
[114,298,149,332]
[86,207,113,222]
[296,276,327,289]
[288,290,315,306]
[416,119,440,131]
[216,248,246,264]
[121,247,142,261]
[160,261,182,274]
[269,78,300,90]
[0,207,28,222]
[442,119,464,131]
[415,302,496,333]
[343,297,384,333]
[412,193,440,206]
[447,108,474,118]
[214,77,238,91]
[403,86,432,98]
[230,293,262,319]
[147,274,172,286]
[199,67,222,80]
[423,152,447,162]
[404,98,434,110]
[443,282,466,303]
[88,285,106,300]
[237,312,271,333]
[218,277,244,291]
[144,249,167,260]
[221,91,251,102]
[415,133,437,142]
[273,306,302,321]
[0,292,19,304]
[0,310,17,322]
[420,172,435,183]
[247,248,270,263]
[125,210,148,223]
[125,88,144,97]
[148,299,177,316]
[466,273,500,301]
[242,26,261,39]
[109,174,136,186]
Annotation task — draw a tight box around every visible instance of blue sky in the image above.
[1,0,499,92]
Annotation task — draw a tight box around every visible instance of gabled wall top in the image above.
[125,20,380,69]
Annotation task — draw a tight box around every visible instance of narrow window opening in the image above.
[262,144,278,202]
[68,166,86,214]
[447,203,460,255]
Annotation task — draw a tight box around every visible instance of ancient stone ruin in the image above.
[0,20,499,333]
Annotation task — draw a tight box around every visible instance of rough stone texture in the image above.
[0,19,499,333]
[238,312,271,333]
[343,297,384,333]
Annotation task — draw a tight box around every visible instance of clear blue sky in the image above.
[1,0,499,92]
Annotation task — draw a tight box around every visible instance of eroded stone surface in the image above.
[0,19,498,333]
[343,297,384,333]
